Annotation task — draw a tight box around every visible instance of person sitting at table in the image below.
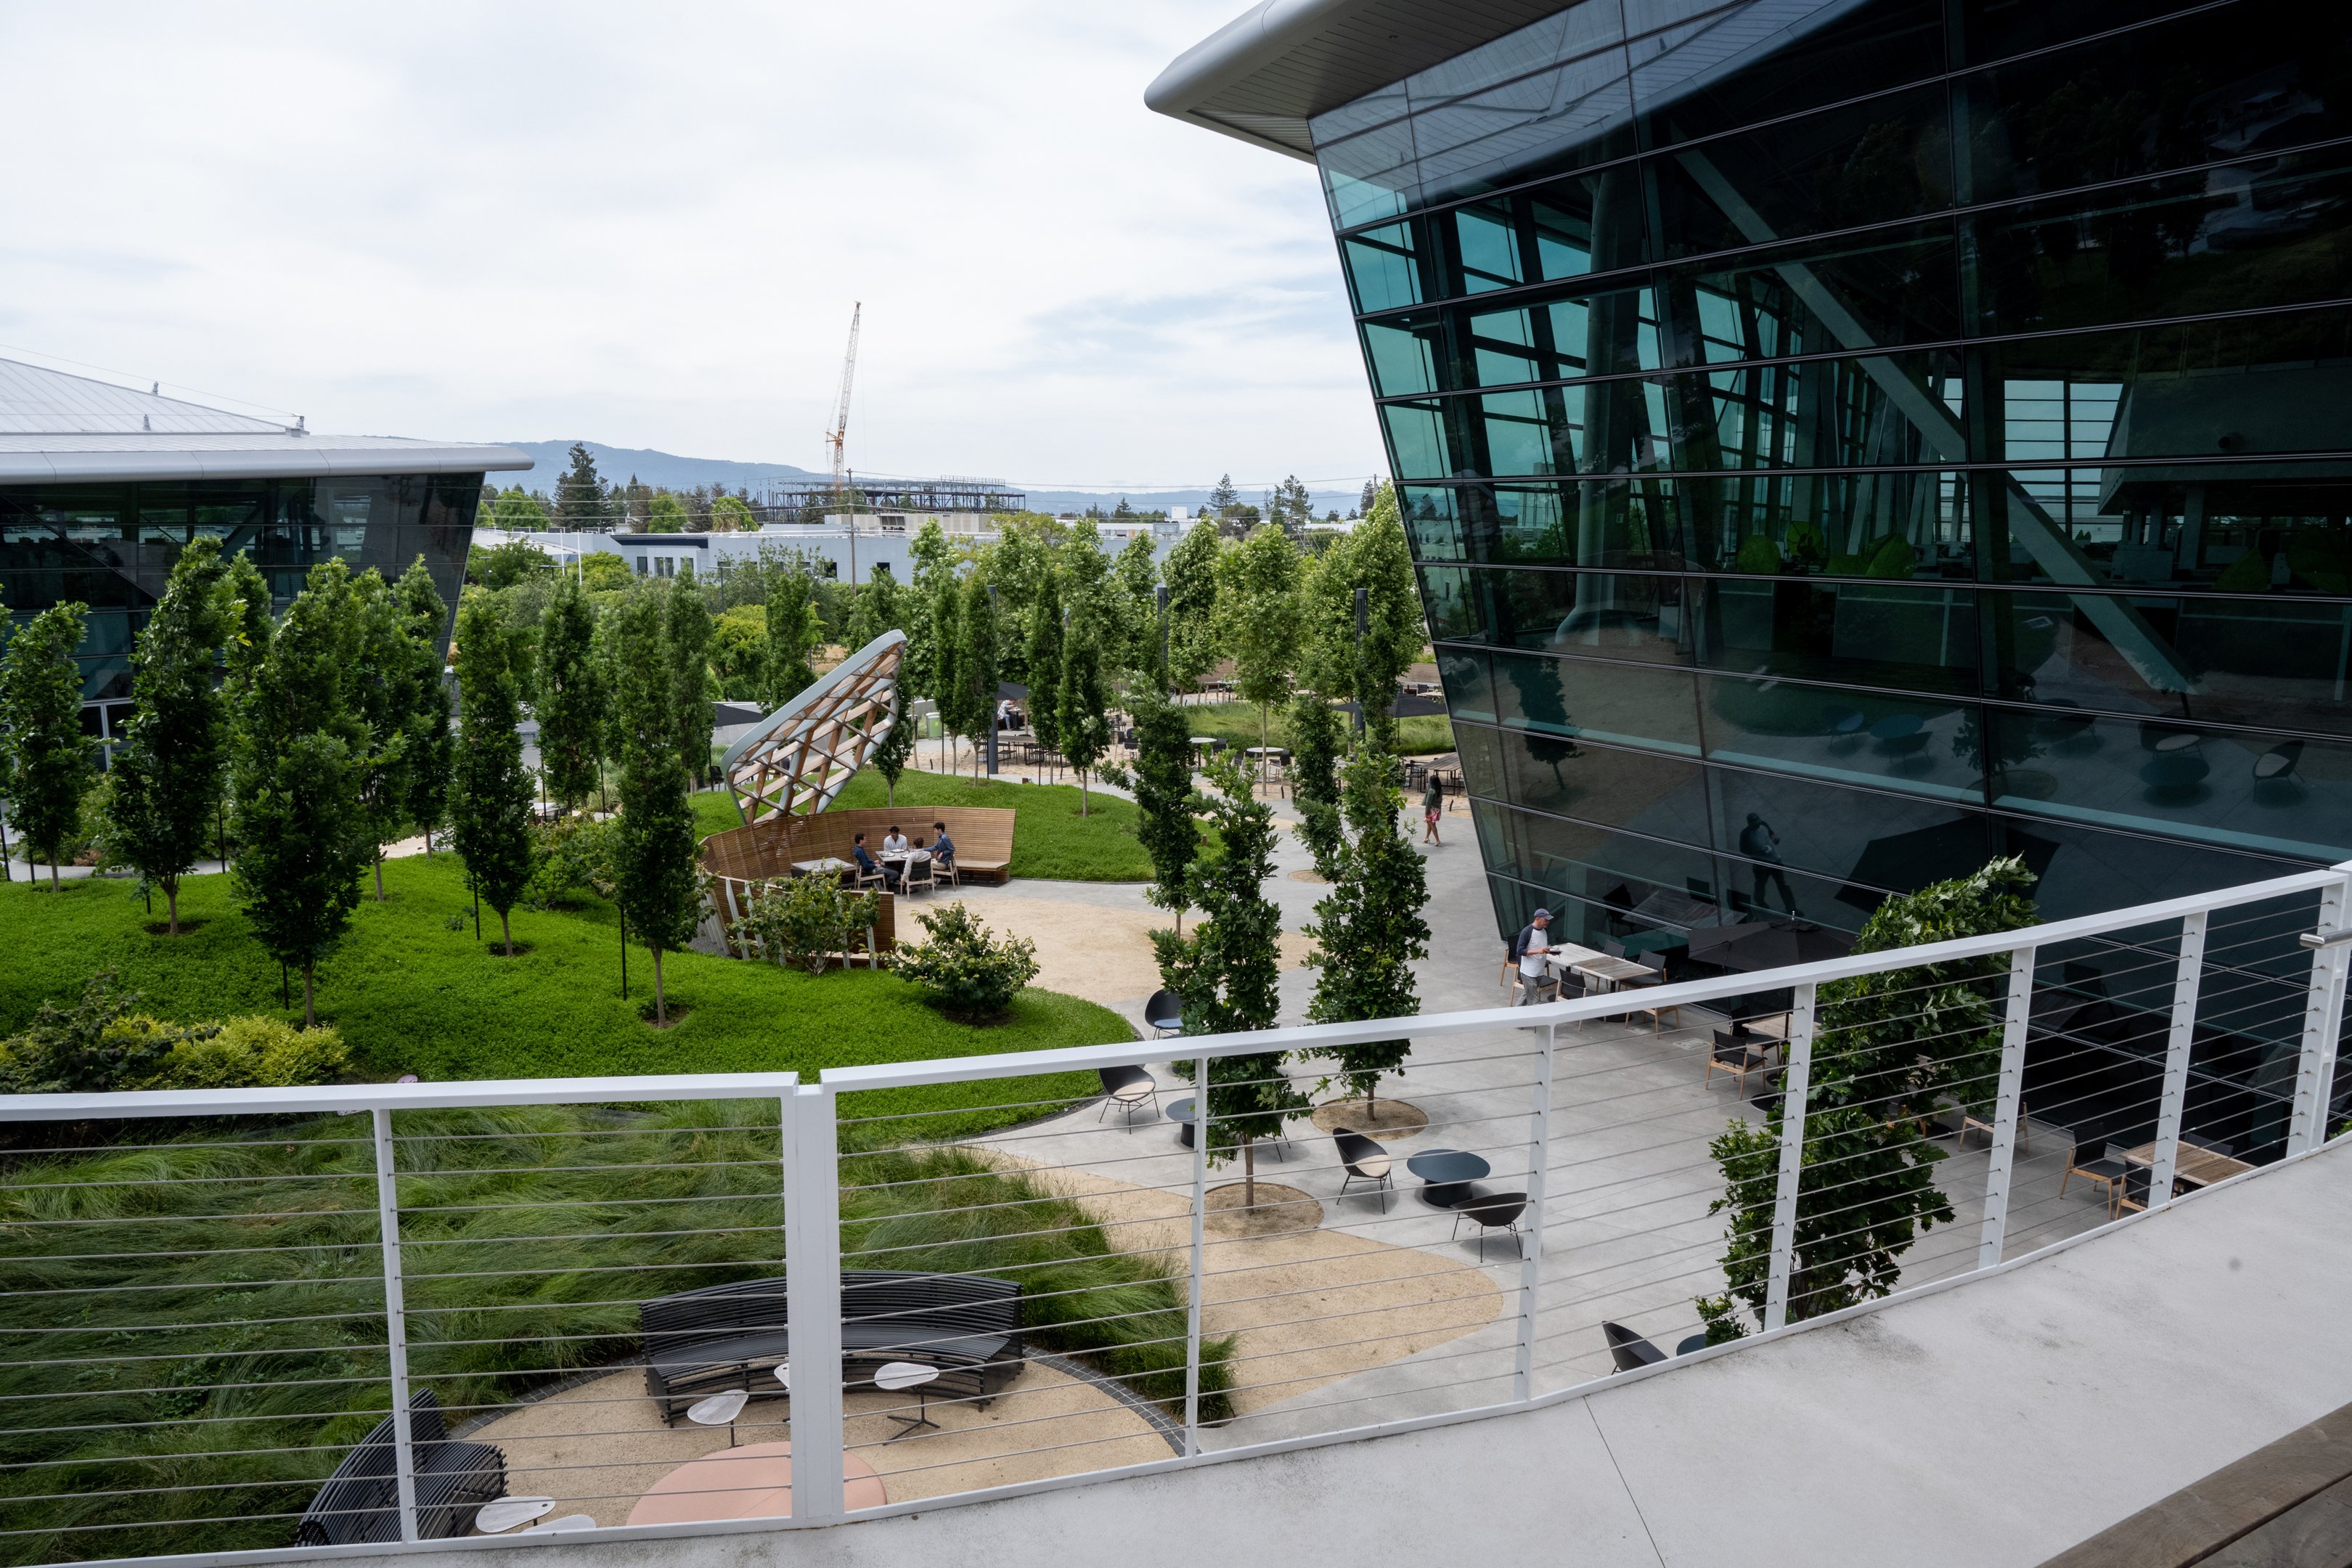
[882,825,910,856]
[929,820,956,873]
[851,832,899,891]
[1513,907,1553,1005]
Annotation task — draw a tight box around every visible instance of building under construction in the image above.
[759,478,1026,518]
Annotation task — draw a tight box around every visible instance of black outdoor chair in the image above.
[2061,1138,2128,1216]
[2117,1164,2153,1214]
[1601,1321,1669,1373]
[1097,1064,1158,1130]
[1144,989,1184,1038]
[2181,1132,2236,1156]
[1332,1130,1395,1212]
[1707,1034,1770,1096]
[1450,1189,1529,1262]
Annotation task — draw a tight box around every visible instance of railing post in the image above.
[1763,982,1816,1333]
[783,1084,845,1519]
[1183,1051,1208,1457]
[1976,947,2038,1269]
[2289,870,2352,1156]
[1514,1021,1554,1402]
[369,1108,418,1544]
[2149,914,2208,1206]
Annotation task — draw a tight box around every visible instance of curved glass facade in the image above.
[1,474,481,753]
[1313,0,2352,944]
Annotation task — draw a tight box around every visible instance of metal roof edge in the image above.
[0,442,531,486]
[1144,0,1360,163]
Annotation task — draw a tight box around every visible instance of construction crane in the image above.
[823,302,862,506]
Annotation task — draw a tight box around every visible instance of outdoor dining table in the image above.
[791,857,852,878]
[1167,1097,1197,1150]
[2120,1141,2255,1193]
[625,1442,886,1525]
[1405,1148,1490,1208]
[1574,956,1654,992]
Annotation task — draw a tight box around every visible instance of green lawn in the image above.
[693,769,1155,881]
[1180,699,1454,756]
[0,854,1126,1137]
[0,1103,1233,1564]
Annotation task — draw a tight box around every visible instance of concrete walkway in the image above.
[347,1139,2352,1568]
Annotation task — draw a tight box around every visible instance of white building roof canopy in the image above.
[0,356,530,483]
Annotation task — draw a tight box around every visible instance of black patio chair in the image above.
[1144,989,1184,1038]
[1450,1189,1528,1262]
[2181,1132,2235,1156]
[1332,1130,1394,1212]
[2116,1164,2153,1214]
[1097,1064,1158,1131]
[1601,1321,1668,1373]
[2061,1138,2128,1216]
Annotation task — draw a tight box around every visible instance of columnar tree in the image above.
[1026,569,1065,758]
[1,603,97,890]
[666,573,715,788]
[394,560,454,849]
[1058,597,1110,813]
[1161,519,1222,691]
[1302,485,1421,753]
[763,570,819,709]
[1151,756,1304,1206]
[846,561,902,652]
[351,570,420,900]
[1696,858,2040,1340]
[872,689,915,805]
[107,539,229,928]
[951,572,1000,779]
[1214,523,1304,785]
[1287,691,1346,880]
[926,567,966,770]
[905,520,957,698]
[452,594,539,955]
[534,573,605,811]
[232,560,369,1026]
[1129,689,1197,927]
[609,592,703,1024]
[1301,747,1430,1117]
[1110,530,1159,681]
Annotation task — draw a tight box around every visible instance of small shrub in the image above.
[524,813,614,910]
[0,971,199,1093]
[893,901,1039,1021]
[728,875,881,976]
[136,1016,352,1090]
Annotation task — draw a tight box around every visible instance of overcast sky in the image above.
[0,1,1387,494]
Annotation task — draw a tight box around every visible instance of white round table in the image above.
[874,1360,941,1440]
[474,1496,556,1534]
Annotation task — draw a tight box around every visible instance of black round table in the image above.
[1405,1147,1490,1207]
[1167,1097,1196,1151]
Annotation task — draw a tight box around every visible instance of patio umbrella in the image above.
[1683,918,1853,973]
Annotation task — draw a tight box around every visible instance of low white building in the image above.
[476,516,1179,587]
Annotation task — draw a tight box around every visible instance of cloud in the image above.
[0,1,1386,486]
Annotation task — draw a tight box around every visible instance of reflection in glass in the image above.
[1493,648,1701,754]
[1696,576,1979,695]
[1987,710,2352,862]
[1701,672,1983,804]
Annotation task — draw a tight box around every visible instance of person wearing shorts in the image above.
[1422,779,1445,845]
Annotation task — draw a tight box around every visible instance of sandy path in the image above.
[960,898,1318,1007]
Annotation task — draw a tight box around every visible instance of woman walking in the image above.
[1422,777,1445,845]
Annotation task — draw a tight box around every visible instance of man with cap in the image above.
[1514,907,1554,1005]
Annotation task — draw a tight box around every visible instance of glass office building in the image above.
[0,359,525,756]
[1268,0,2352,945]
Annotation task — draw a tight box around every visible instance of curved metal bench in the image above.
[295,1389,506,1546]
[641,1270,1025,1425]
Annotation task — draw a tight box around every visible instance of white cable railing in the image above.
[0,862,2347,1565]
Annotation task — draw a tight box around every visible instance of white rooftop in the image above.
[0,356,530,483]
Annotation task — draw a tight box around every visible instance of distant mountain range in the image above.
[494,440,1371,518]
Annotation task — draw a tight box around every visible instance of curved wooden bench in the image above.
[640,1270,1025,1424]
[703,807,1017,889]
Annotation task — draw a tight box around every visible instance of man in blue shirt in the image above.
[852,831,898,891]
[929,820,956,875]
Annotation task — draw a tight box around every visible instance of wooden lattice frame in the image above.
[719,630,907,825]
